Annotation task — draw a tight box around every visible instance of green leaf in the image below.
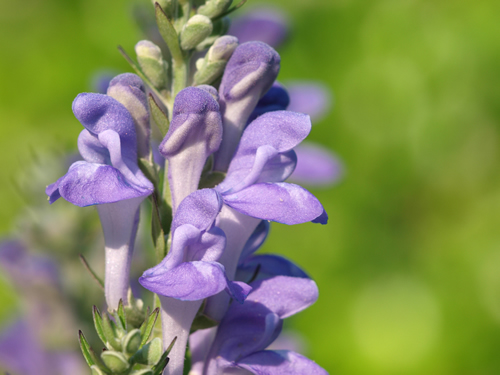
[140,307,160,347]
[90,365,108,375]
[212,0,247,21]
[130,370,154,375]
[155,3,183,65]
[101,351,130,373]
[92,306,108,347]
[116,299,127,331]
[79,254,104,290]
[102,313,122,351]
[79,331,100,368]
[132,337,163,365]
[148,94,169,137]
[152,336,177,375]
[151,194,167,262]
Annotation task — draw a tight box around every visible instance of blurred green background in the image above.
[1,0,500,373]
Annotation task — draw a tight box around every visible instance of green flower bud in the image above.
[194,36,238,85]
[122,329,142,355]
[101,351,130,373]
[180,15,213,50]
[132,337,163,365]
[135,40,168,89]
[195,17,231,51]
[197,0,233,19]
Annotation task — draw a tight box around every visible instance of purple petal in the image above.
[248,82,290,124]
[229,7,289,49]
[171,189,222,233]
[239,220,270,261]
[220,111,310,192]
[140,260,240,301]
[215,42,281,172]
[73,93,138,161]
[107,73,150,158]
[289,143,343,186]
[286,82,333,122]
[222,182,326,225]
[160,87,223,211]
[236,276,319,320]
[46,161,152,206]
[236,254,309,283]
[238,350,328,375]
[208,276,318,366]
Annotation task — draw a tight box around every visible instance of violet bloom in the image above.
[250,81,343,187]
[194,276,328,375]
[214,41,280,172]
[46,88,153,310]
[228,7,289,49]
[159,86,222,212]
[203,110,327,320]
[139,189,251,375]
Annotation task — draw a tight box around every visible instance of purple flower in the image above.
[46,92,153,207]
[139,189,251,375]
[214,42,281,172]
[139,189,250,303]
[159,86,223,212]
[196,276,328,375]
[202,110,327,320]
[107,73,151,159]
[46,90,154,310]
[228,7,289,49]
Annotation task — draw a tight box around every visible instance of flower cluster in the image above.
[40,2,334,375]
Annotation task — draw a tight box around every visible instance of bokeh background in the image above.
[1,0,500,373]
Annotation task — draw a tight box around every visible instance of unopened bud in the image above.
[101,351,130,373]
[135,40,168,89]
[132,337,163,365]
[195,17,231,51]
[197,0,233,19]
[180,15,213,50]
[194,36,238,85]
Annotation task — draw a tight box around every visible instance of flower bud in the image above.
[132,337,163,365]
[214,42,281,171]
[106,73,150,159]
[180,15,213,50]
[197,0,233,19]
[195,17,231,51]
[194,36,238,85]
[135,40,168,89]
[101,350,130,373]
[159,87,223,212]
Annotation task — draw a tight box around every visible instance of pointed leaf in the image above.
[149,94,170,136]
[116,299,127,331]
[132,337,163,365]
[155,3,183,65]
[92,306,108,347]
[152,336,177,375]
[190,314,218,333]
[102,313,122,350]
[140,307,160,347]
[79,331,99,368]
